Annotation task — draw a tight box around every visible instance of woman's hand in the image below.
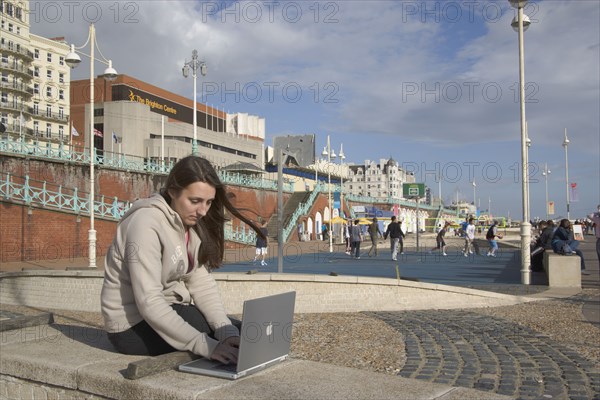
[210,336,240,365]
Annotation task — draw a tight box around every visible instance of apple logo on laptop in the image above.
[265,322,273,338]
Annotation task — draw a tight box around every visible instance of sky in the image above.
[30,0,600,221]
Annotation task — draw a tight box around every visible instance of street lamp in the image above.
[472,180,476,212]
[65,24,118,269]
[542,163,551,219]
[563,129,570,220]
[338,143,345,216]
[322,135,336,253]
[182,50,207,156]
[509,0,532,284]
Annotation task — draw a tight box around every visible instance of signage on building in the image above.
[111,84,224,131]
[403,183,425,198]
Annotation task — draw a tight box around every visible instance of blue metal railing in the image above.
[0,137,293,192]
[0,173,257,245]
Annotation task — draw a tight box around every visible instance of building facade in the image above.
[346,158,415,200]
[0,0,70,146]
[70,74,265,169]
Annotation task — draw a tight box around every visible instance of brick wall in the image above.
[0,156,292,263]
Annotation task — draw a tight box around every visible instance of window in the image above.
[58,89,64,100]
[46,123,52,138]
[7,23,12,33]
[46,69,52,80]
[0,91,7,103]
[16,7,22,20]
[5,3,12,16]
[34,49,39,59]
[59,56,64,66]
[0,54,7,64]
[33,83,39,94]
[33,121,39,134]
[46,86,52,98]
[33,103,39,115]
[58,125,64,140]
[46,105,52,117]
[34,66,39,77]
[58,106,64,118]
[16,26,20,35]
[47,52,52,63]
[1,72,7,83]
[59,73,64,83]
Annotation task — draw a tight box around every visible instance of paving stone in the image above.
[368,310,600,399]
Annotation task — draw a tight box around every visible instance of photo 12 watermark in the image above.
[29,1,140,24]
[200,1,340,24]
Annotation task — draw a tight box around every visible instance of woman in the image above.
[552,218,588,274]
[101,156,263,364]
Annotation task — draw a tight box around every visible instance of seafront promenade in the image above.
[1,230,598,399]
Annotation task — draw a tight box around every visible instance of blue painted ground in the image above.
[221,245,523,286]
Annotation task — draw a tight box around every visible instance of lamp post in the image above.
[509,0,532,284]
[472,180,477,213]
[563,129,570,220]
[338,143,345,217]
[182,50,207,156]
[338,144,346,244]
[65,24,118,269]
[322,135,336,253]
[542,163,551,219]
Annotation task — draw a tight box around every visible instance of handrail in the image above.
[282,182,327,242]
[0,173,257,245]
[0,137,292,192]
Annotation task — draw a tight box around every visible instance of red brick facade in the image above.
[0,155,305,264]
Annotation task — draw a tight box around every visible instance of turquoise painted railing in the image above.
[281,182,326,241]
[0,137,292,192]
[0,173,257,245]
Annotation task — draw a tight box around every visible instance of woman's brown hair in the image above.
[161,156,264,270]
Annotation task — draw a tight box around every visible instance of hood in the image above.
[120,193,182,230]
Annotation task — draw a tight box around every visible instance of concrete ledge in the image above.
[0,323,512,400]
[1,271,537,315]
[543,253,581,288]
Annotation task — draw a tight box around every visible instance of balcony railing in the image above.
[0,81,34,96]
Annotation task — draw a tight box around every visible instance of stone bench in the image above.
[543,252,581,288]
[0,315,511,400]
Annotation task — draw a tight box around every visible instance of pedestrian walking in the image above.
[367,217,382,257]
[588,205,600,269]
[462,217,477,256]
[485,220,503,257]
[429,221,450,256]
[253,219,269,266]
[350,219,362,259]
[344,219,352,255]
[384,216,404,261]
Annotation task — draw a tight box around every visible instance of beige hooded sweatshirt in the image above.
[101,194,238,358]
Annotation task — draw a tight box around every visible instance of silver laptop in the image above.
[178,291,296,380]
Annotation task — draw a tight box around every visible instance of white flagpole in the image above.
[161,115,165,168]
[69,120,73,152]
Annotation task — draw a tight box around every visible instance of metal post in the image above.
[327,135,333,253]
[416,197,420,253]
[88,24,96,269]
[517,6,531,285]
[277,149,284,273]
[563,129,570,220]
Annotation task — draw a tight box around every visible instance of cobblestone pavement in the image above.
[368,310,600,400]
